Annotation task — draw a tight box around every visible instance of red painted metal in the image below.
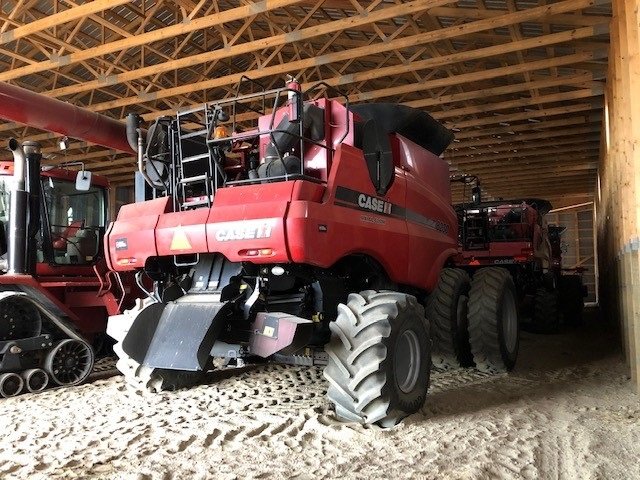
[106,99,459,292]
[0,81,133,153]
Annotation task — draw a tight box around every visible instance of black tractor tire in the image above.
[427,268,474,369]
[559,275,585,326]
[324,291,431,427]
[467,268,519,374]
[528,287,560,334]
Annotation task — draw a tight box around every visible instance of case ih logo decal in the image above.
[358,194,392,214]
[215,221,273,242]
[115,238,128,251]
[335,186,449,235]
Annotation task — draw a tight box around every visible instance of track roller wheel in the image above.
[45,339,94,386]
[324,290,431,427]
[21,369,49,393]
[468,268,519,374]
[427,268,473,369]
[0,372,24,398]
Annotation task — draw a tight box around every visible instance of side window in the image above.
[42,178,106,265]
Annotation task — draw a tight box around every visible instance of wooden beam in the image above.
[434,88,604,120]
[45,0,453,98]
[450,102,600,129]
[71,0,610,112]
[0,0,309,81]
[0,0,131,45]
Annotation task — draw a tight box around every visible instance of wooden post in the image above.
[603,0,640,389]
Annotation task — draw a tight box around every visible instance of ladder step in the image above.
[181,153,209,163]
[178,105,208,116]
[180,174,209,184]
[182,198,211,208]
[180,129,208,140]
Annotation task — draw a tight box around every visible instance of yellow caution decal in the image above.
[170,227,192,251]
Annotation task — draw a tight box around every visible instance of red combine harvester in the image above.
[105,79,522,426]
[0,82,136,397]
[430,175,586,371]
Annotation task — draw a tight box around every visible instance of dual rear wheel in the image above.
[429,267,520,374]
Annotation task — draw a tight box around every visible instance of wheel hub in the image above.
[394,329,421,394]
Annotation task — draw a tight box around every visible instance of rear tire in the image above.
[530,287,560,334]
[559,275,585,326]
[427,268,473,369]
[324,291,431,427]
[468,268,519,374]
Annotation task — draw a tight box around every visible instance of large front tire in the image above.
[468,268,519,374]
[323,291,431,427]
[427,268,473,369]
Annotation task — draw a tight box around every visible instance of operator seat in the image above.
[52,220,83,251]
[256,104,325,180]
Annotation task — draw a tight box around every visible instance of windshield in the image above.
[42,177,107,265]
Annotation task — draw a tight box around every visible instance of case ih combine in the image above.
[0,81,135,398]
[431,175,586,371]
[105,78,524,426]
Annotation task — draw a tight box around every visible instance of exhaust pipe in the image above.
[21,369,49,393]
[7,139,41,275]
[7,138,28,275]
[0,372,24,398]
[23,141,42,274]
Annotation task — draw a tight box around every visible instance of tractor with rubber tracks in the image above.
[0,140,130,397]
[0,81,139,398]
[105,78,522,426]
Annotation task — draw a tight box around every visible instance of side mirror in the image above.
[471,186,481,205]
[76,170,92,191]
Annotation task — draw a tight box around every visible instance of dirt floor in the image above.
[1,309,639,480]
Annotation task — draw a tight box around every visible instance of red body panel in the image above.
[0,273,119,337]
[0,163,126,337]
[107,138,458,292]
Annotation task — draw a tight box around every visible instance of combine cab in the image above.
[0,140,127,397]
[105,78,469,426]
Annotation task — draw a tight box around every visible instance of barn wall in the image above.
[596,0,640,390]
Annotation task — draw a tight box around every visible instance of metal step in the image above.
[181,129,208,140]
[180,174,209,184]
[181,152,209,163]
[182,198,211,209]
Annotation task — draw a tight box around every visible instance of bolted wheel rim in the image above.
[46,340,93,386]
[394,329,421,394]
[502,289,518,354]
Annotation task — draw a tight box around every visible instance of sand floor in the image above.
[0,310,638,480]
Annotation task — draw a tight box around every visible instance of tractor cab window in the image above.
[41,177,106,265]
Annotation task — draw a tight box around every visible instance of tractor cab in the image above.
[0,161,108,272]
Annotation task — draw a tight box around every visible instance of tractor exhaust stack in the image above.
[7,139,41,275]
